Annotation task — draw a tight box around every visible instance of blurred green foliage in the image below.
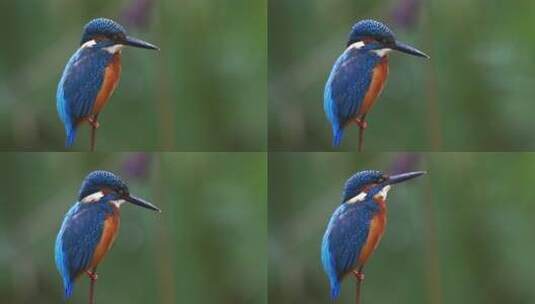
[269,0,535,151]
[0,153,266,303]
[269,153,535,303]
[0,0,266,151]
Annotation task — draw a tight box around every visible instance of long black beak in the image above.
[385,171,426,185]
[124,36,159,50]
[393,40,429,59]
[125,194,161,212]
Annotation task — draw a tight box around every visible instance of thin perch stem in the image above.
[354,267,364,304]
[356,115,367,152]
[87,268,98,304]
[90,126,96,152]
[358,126,365,152]
[89,114,99,152]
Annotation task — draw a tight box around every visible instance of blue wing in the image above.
[56,47,113,147]
[54,202,108,298]
[321,202,375,299]
[324,47,380,146]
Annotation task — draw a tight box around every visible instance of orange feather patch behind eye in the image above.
[91,35,108,42]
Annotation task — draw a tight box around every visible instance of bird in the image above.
[54,170,161,299]
[321,169,425,300]
[56,18,159,150]
[324,19,429,151]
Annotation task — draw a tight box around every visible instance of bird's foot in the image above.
[355,118,368,129]
[353,270,365,282]
[88,117,100,129]
[86,270,98,281]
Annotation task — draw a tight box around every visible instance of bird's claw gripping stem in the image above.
[86,270,98,281]
[353,270,365,281]
[355,118,368,129]
[88,117,100,129]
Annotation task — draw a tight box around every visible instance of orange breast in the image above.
[357,56,389,118]
[93,53,122,115]
[89,206,120,270]
[357,198,387,267]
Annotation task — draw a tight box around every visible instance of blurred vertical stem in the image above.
[423,5,443,150]
[152,154,177,303]
[422,156,442,304]
[155,0,176,150]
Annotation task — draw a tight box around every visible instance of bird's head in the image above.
[346,19,429,59]
[342,169,426,204]
[80,18,159,52]
[79,170,161,212]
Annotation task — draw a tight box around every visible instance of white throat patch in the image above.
[104,44,124,54]
[372,48,392,57]
[110,199,126,208]
[347,191,367,204]
[374,185,391,200]
[81,191,104,203]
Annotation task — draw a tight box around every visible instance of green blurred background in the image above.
[269,152,535,303]
[269,0,535,151]
[0,152,266,303]
[0,0,266,151]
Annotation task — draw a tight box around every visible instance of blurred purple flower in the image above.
[390,153,422,174]
[120,0,155,29]
[390,0,422,29]
[122,153,152,180]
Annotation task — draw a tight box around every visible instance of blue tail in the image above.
[55,232,74,299]
[64,280,74,299]
[330,280,341,300]
[65,126,77,148]
[322,231,341,300]
[332,126,344,147]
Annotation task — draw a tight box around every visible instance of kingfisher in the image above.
[56,18,159,150]
[321,169,425,300]
[324,19,429,151]
[54,170,161,299]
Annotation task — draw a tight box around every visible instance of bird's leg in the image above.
[87,117,100,129]
[86,270,99,281]
[88,115,100,152]
[355,115,368,152]
[87,268,98,304]
[353,270,365,282]
[353,267,365,304]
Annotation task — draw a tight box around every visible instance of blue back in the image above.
[324,46,380,146]
[56,46,114,147]
[55,198,115,298]
[321,193,382,299]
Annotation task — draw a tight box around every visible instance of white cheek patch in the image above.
[104,44,124,54]
[81,40,97,49]
[348,41,365,50]
[372,48,392,57]
[374,185,391,200]
[110,199,126,208]
[81,191,104,203]
[347,191,367,204]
